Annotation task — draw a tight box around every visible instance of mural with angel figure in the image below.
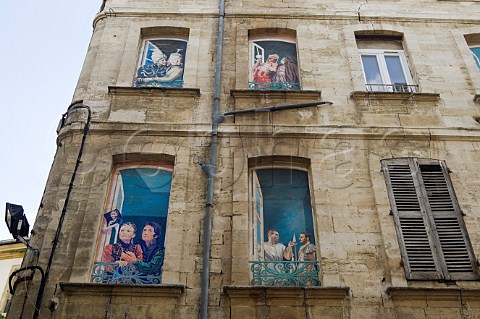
[92,165,173,284]
[134,39,187,88]
[249,36,300,91]
[250,167,319,286]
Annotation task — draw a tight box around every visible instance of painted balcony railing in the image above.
[91,262,162,284]
[365,83,418,93]
[249,261,320,287]
[249,81,301,91]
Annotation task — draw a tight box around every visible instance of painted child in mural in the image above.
[105,209,122,227]
[263,229,295,261]
[101,222,143,266]
[252,54,279,83]
[122,222,165,277]
[273,55,299,84]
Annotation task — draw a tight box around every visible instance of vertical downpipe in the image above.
[200,0,225,318]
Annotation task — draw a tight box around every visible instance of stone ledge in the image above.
[108,86,200,98]
[231,89,322,101]
[350,91,440,103]
[60,282,186,298]
[224,285,349,301]
[386,286,480,301]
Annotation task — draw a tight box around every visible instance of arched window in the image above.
[92,164,173,284]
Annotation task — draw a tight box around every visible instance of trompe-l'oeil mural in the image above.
[249,36,300,91]
[250,168,319,286]
[134,39,187,88]
[92,166,172,284]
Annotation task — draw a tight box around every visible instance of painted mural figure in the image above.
[274,55,299,84]
[104,209,122,227]
[136,48,170,79]
[101,222,143,265]
[263,229,295,261]
[122,222,165,276]
[252,54,279,83]
[134,39,187,88]
[297,232,316,261]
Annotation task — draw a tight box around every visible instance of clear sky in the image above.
[0,1,101,240]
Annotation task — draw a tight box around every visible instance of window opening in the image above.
[249,35,300,91]
[92,165,173,284]
[249,167,320,286]
[133,38,187,88]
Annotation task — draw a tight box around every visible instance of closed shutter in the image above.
[381,158,478,281]
[418,161,478,280]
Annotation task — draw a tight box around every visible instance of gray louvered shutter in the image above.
[381,158,443,280]
[417,160,478,280]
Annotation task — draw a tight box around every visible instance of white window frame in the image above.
[359,49,416,93]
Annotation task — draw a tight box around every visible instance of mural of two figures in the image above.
[251,168,320,286]
[92,166,172,284]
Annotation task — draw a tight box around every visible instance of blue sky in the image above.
[0,1,101,240]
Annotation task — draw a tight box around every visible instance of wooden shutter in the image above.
[382,158,442,279]
[417,160,478,280]
[382,158,478,281]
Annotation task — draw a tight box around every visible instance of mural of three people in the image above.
[250,39,300,91]
[92,166,172,284]
[134,39,187,88]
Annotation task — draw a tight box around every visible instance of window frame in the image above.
[359,49,416,93]
[381,157,479,281]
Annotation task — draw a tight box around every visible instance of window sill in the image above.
[387,286,480,301]
[224,285,349,304]
[231,89,321,101]
[60,282,186,297]
[108,86,200,98]
[350,91,440,103]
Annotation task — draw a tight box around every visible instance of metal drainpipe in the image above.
[200,0,225,317]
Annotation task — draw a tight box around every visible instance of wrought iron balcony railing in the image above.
[366,83,418,93]
[91,262,162,284]
[249,81,301,91]
[249,261,320,287]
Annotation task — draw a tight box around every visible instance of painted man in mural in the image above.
[101,222,143,266]
[297,232,316,261]
[273,55,299,84]
[263,229,295,261]
[122,222,165,277]
[252,53,279,83]
[136,48,170,82]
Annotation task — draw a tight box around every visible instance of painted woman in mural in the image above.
[274,55,299,84]
[122,222,165,277]
[252,53,279,83]
[101,222,143,265]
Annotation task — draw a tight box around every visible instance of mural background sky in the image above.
[0,1,101,240]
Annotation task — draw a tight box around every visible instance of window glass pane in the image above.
[470,47,480,69]
[361,55,383,84]
[385,55,407,84]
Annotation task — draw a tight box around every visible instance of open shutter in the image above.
[418,160,478,280]
[252,171,264,261]
[382,158,443,280]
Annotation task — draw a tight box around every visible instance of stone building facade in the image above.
[7,0,480,318]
